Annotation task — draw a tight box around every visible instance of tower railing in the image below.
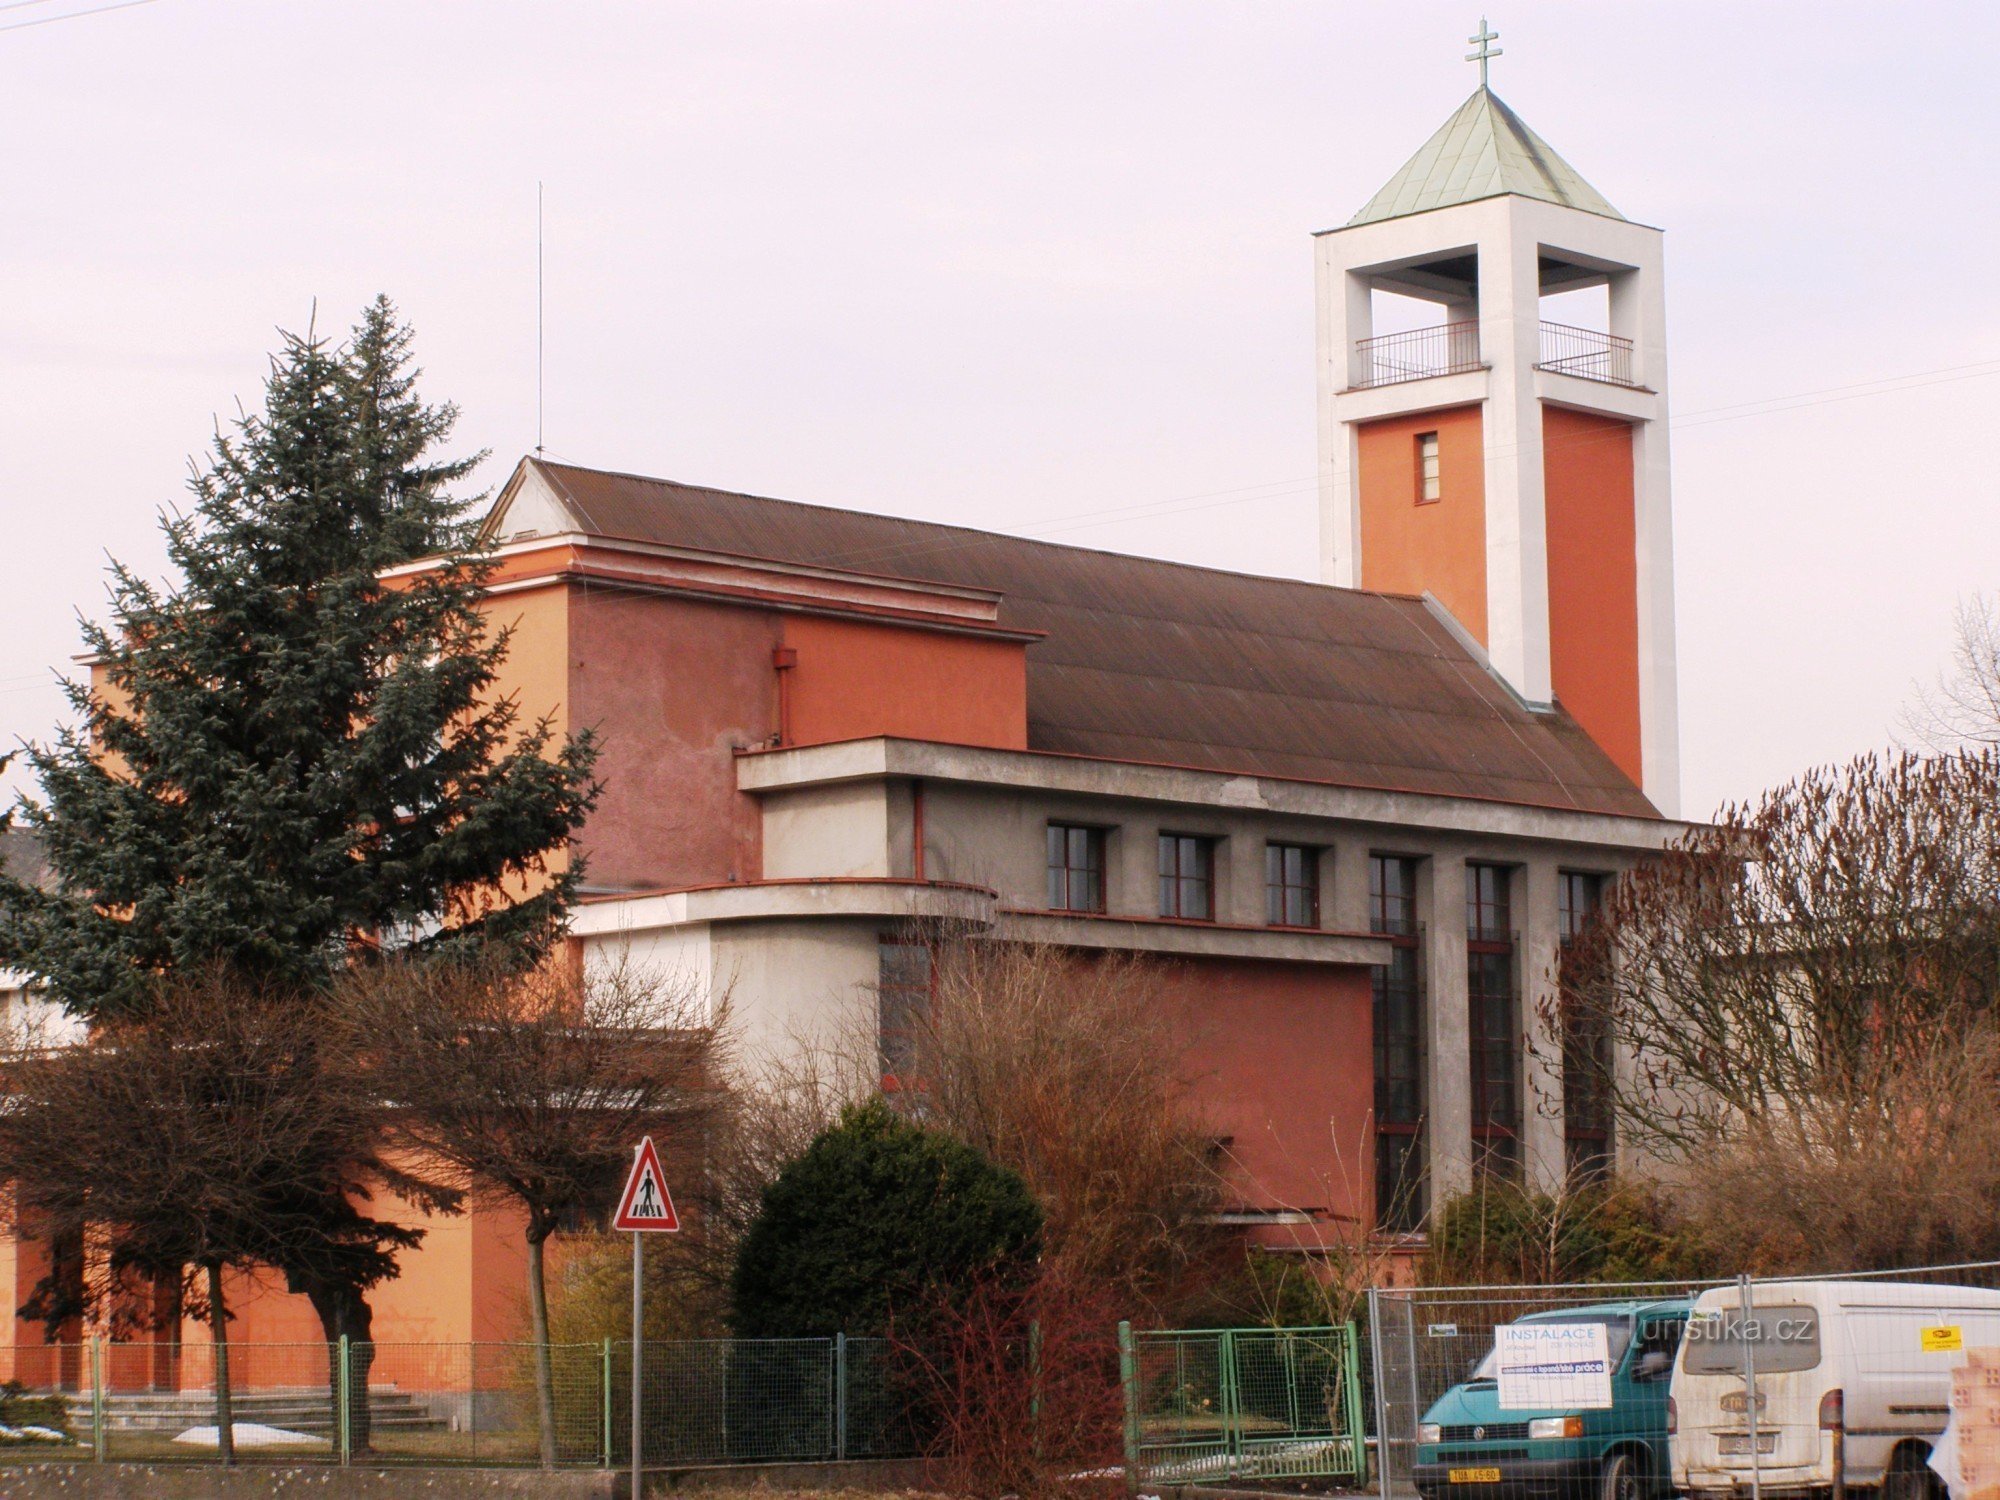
[1352,321,1482,388]
[1534,320,1637,386]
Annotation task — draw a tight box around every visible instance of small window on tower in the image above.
[1416,432,1441,504]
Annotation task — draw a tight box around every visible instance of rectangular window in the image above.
[1466,862,1519,1178]
[1369,852,1418,937]
[877,939,934,1089]
[1265,843,1320,928]
[1559,871,1613,1184]
[1158,834,1215,920]
[1046,824,1105,913]
[1370,854,1425,1230]
[1416,431,1441,503]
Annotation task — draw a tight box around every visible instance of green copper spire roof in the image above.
[1348,88,1623,227]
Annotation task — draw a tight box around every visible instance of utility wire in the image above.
[0,0,157,34]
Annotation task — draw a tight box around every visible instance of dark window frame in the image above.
[1559,870,1613,1184]
[1046,823,1107,914]
[1466,861,1520,1179]
[877,936,936,1095]
[1157,833,1216,921]
[1370,854,1426,1231]
[1265,842,1321,928]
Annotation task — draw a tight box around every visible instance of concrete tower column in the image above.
[1423,851,1472,1204]
[1517,858,1567,1191]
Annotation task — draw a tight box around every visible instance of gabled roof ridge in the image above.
[525,456,1434,609]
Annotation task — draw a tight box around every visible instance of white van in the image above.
[1672,1280,2000,1500]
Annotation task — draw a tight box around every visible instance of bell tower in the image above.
[1314,30,1679,815]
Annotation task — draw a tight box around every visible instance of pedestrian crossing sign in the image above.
[612,1136,680,1232]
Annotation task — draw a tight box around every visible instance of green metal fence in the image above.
[1119,1322,1368,1488]
[0,1334,905,1467]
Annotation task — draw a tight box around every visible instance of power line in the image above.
[0,0,158,34]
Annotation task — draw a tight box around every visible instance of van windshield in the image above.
[1681,1305,1821,1374]
[1471,1316,1633,1380]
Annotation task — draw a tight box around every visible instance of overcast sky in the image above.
[4,1,1996,819]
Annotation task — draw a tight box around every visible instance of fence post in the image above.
[602,1337,614,1468]
[337,1335,352,1466]
[834,1332,848,1461]
[1741,1273,1762,1500]
[1220,1327,1242,1470]
[1368,1288,1392,1500]
[90,1335,105,1463]
[1117,1321,1139,1495]
[1345,1320,1368,1489]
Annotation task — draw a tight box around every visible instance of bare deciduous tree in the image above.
[1904,593,2000,751]
[1551,748,2000,1269]
[0,969,423,1464]
[341,954,726,1468]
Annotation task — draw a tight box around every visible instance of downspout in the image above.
[771,645,798,747]
[911,778,926,882]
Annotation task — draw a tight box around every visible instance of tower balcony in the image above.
[1534,320,1636,386]
[1354,321,1482,388]
[1351,320,1641,391]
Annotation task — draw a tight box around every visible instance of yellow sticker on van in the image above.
[1923,1326,1964,1353]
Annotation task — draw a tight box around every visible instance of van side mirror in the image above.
[1636,1351,1672,1381]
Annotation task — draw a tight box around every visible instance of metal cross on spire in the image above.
[1466,17,1502,87]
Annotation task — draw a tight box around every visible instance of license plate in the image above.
[1449,1468,1502,1483]
[1718,1434,1777,1456]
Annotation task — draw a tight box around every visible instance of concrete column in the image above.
[1328,838,1372,934]
[1477,211,1554,707]
[1518,859,1566,1192]
[1422,851,1472,1204]
[1110,822,1154,917]
[1218,834,1260,927]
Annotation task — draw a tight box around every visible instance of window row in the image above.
[1045,824,1325,926]
[1370,856,1613,1231]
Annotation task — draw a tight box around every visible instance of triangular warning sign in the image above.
[612,1136,680,1232]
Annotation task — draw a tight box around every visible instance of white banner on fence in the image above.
[1494,1322,1614,1411]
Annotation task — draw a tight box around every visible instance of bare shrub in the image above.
[890,1262,1127,1500]
[1673,1022,2000,1273]
[901,937,1228,1319]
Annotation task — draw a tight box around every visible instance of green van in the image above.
[1414,1299,1691,1500]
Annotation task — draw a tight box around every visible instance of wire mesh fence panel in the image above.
[0,1331,925,1468]
[0,1341,90,1461]
[1369,1282,1713,1500]
[97,1340,339,1465]
[1124,1325,1367,1488]
[1674,1264,2000,1500]
[606,1337,840,1467]
[1372,1265,2000,1500]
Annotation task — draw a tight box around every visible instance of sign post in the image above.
[613,1136,681,1496]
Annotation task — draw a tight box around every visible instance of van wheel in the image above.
[1885,1444,1937,1500]
[1599,1451,1644,1500]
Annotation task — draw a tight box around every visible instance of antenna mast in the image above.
[536,181,545,455]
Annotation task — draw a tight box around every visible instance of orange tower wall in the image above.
[1356,405,1488,643]
[1541,405,1643,786]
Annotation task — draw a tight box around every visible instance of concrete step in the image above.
[59,1388,448,1434]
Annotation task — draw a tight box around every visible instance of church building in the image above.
[5,57,1692,1356]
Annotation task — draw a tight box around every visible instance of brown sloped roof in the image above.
[527,459,1659,819]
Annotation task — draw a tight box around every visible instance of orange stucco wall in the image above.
[1542,406,1643,785]
[1162,957,1376,1232]
[780,615,1027,752]
[567,587,779,892]
[1357,404,1488,643]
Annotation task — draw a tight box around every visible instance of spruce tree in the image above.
[0,298,600,1415]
